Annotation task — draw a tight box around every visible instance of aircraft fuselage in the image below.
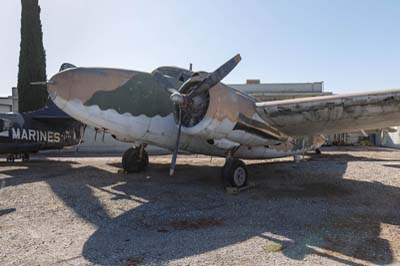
[0,112,82,156]
[48,66,324,159]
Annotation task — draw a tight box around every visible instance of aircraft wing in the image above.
[255,89,400,137]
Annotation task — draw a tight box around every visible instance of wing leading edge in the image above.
[255,89,400,137]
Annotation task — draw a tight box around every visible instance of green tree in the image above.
[17,0,47,112]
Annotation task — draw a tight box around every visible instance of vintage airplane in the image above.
[0,99,83,162]
[0,64,84,162]
[45,54,400,187]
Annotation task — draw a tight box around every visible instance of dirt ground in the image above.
[1,146,400,266]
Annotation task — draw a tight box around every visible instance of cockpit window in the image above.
[153,67,192,83]
[178,72,192,82]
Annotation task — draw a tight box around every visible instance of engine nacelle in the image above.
[182,83,285,147]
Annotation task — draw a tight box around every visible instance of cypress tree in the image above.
[17,0,47,112]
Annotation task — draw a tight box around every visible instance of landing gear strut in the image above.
[122,145,149,173]
[22,153,30,162]
[6,153,30,163]
[6,154,15,163]
[221,158,248,188]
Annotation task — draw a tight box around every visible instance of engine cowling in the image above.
[180,83,286,147]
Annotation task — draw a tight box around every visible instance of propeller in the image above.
[169,54,241,106]
[188,54,241,97]
[168,54,241,176]
[169,108,183,175]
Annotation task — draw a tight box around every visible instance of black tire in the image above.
[122,148,148,173]
[221,159,248,188]
[122,148,134,168]
[22,153,30,162]
[141,151,149,168]
[6,155,15,163]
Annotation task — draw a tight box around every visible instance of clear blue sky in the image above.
[1,0,399,96]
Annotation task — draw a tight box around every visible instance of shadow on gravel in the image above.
[309,152,400,162]
[1,159,122,226]
[322,146,398,152]
[2,153,400,265]
[384,164,400,169]
[0,208,16,216]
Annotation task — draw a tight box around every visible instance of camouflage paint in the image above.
[47,66,330,159]
[85,72,174,117]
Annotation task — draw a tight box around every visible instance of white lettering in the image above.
[54,132,61,143]
[9,128,73,143]
[11,128,21,139]
[21,129,28,140]
[28,129,36,141]
[40,131,47,142]
[48,131,54,143]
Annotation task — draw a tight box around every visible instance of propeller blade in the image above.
[169,108,183,176]
[189,54,241,96]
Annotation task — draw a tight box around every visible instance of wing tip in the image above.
[234,54,242,63]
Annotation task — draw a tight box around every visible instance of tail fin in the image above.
[59,63,76,72]
[28,98,74,121]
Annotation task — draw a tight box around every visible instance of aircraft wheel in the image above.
[6,154,15,163]
[221,159,248,188]
[22,153,30,162]
[141,151,149,168]
[122,147,149,173]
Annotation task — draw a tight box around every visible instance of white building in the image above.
[0,96,13,113]
[0,87,18,113]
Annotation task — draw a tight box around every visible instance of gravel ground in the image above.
[0,146,400,266]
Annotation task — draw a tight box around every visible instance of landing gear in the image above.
[221,159,248,188]
[22,153,30,162]
[315,148,322,155]
[6,153,31,163]
[293,154,304,163]
[122,146,149,173]
[6,154,15,163]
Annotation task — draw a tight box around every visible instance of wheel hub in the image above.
[233,167,246,187]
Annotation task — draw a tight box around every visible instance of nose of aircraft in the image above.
[48,67,137,106]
